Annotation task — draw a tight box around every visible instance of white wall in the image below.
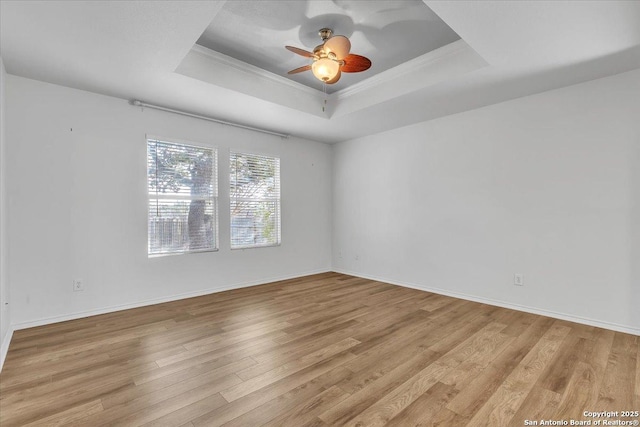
[6,75,332,328]
[4,67,639,341]
[333,69,640,334]
[0,57,11,367]
[632,90,640,332]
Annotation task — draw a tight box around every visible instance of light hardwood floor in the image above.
[1,272,638,426]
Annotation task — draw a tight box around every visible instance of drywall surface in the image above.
[333,69,640,333]
[0,57,11,366]
[632,105,640,332]
[6,75,332,327]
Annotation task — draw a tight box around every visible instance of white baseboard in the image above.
[333,269,639,336]
[11,269,331,331]
[6,267,635,371]
[0,326,14,373]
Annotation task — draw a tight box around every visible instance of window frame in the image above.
[147,136,219,257]
[230,150,281,250]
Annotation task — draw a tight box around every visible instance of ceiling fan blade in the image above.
[325,69,341,84]
[341,54,372,73]
[285,46,314,58]
[287,65,311,74]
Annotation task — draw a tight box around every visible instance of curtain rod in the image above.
[130,100,290,139]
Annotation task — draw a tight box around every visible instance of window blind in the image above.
[230,152,281,249]
[147,139,218,255]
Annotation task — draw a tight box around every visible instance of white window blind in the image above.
[147,139,218,255]
[230,152,281,249]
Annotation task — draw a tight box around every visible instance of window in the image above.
[147,138,218,255]
[230,152,281,249]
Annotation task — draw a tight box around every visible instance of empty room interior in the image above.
[0,1,639,426]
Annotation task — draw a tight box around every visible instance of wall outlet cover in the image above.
[73,279,84,292]
[514,274,524,286]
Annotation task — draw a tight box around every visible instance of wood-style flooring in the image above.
[1,272,638,426]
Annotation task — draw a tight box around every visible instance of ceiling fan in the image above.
[286,28,372,84]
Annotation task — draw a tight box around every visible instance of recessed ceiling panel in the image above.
[196,0,460,93]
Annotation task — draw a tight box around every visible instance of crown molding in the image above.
[334,39,474,100]
[178,40,486,120]
[177,44,328,118]
[188,40,478,102]
[190,44,322,97]
[328,40,487,118]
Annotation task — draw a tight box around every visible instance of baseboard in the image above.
[333,269,639,336]
[0,326,14,373]
[11,268,331,331]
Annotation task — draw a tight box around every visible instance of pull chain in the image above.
[322,82,327,112]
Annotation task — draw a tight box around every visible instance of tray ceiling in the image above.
[196,0,460,93]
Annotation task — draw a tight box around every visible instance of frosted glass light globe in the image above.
[324,35,351,60]
[312,58,339,82]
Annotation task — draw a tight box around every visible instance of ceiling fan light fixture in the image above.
[285,28,370,86]
[312,58,339,82]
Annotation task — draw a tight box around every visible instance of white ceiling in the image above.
[1,1,639,144]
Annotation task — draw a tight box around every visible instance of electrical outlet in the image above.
[514,274,524,286]
[73,279,84,292]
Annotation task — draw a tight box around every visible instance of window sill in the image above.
[230,243,281,251]
[148,248,219,258]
